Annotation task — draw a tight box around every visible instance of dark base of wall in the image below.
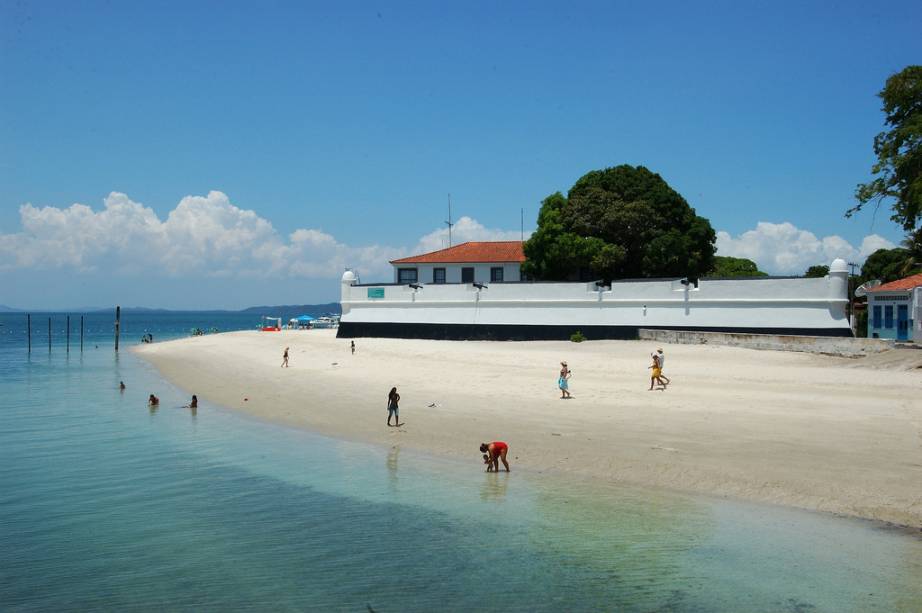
[337,322,854,341]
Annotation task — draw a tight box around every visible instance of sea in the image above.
[1,311,921,612]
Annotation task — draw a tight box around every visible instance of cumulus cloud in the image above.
[0,192,523,281]
[412,216,530,254]
[716,222,896,275]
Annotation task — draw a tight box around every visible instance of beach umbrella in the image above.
[296,315,315,322]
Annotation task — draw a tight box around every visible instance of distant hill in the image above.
[7,303,341,314]
[239,303,341,316]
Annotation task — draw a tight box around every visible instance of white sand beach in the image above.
[136,331,922,527]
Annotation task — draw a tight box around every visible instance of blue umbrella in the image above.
[296,315,315,322]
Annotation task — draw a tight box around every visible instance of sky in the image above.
[1,0,920,310]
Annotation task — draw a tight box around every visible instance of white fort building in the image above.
[338,241,852,340]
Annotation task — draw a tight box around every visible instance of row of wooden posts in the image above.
[26,306,121,353]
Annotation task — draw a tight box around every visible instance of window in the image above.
[884,305,894,328]
[490,267,504,282]
[461,267,474,283]
[433,268,446,284]
[397,268,418,284]
[872,305,882,328]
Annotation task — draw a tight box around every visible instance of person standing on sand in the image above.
[387,387,400,427]
[656,348,670,385]
[480,442,510,472]
[558,362,572,398]
[351,340,355,355]
[648,353,666,391]
[281,347,289,368]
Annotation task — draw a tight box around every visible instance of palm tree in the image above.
[899,228,922,276]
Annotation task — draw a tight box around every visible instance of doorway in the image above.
[897,305,909,341]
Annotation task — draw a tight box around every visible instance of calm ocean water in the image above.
[1,312,921,612]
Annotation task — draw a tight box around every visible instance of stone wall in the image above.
[638,328,892,357]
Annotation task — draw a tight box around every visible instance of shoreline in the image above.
[135,330,922,528]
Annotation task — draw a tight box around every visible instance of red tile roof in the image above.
[869,272,922,292]
[390,241,525,264]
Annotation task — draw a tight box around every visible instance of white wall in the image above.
[342,272,850,333]
[914,287,922,336]
[392,262,521,284]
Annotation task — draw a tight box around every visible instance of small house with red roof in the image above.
[389,241,526,285]
[866,272,922,341]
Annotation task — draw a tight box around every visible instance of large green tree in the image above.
[708,256,767,277]
[804,265,830,278]
[849,65,922,231]
[523,165,716,281]
[859,247,915,284]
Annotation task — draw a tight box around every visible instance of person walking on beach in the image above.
[281,347,289,368]
[351,340,355,355]
[558,362,572,398]
[648,353,667,391]
[480,441,510,472]
[387,387,400,427]
[655,348,670,385]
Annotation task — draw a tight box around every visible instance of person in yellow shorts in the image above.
[648,352,667,391]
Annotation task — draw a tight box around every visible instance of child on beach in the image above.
[648,353,667,391]
[480,441,510,472]
[387,387,400,427]
[656,348,670,385]
[558,362,572,398]
[281,347,289,368]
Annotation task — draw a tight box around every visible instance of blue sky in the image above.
[1,1,920,309]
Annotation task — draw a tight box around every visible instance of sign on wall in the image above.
[367,288,385,299]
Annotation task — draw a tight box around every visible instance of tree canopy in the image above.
[522,165,716,281]
[804,265,830,278]
[708,256,767,277]
[849,65,922,231]
[859,247,914,284]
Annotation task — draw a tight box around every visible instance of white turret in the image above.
[828,258,848,301]
[341,269,357,315]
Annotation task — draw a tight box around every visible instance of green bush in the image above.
[570,330,586,343]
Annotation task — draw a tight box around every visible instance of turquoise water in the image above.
[2,313,922,611]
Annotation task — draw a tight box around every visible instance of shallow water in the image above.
[2,313,921,611]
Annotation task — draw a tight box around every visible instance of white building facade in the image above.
[866,272,922,342]
[339,249,853,341]
[390,241,524,285]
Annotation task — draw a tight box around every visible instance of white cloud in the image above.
[413,216,530,254]
[0,192,524,281]
[716,222,896,275]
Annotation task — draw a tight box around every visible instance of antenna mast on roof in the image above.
[445,194,453,247]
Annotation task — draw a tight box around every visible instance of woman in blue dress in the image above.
[558,362,572,399]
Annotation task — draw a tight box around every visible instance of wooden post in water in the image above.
[27,314,31,353]
[114,306,121,352]
[80,315,84,351]
[48,317,52,352]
